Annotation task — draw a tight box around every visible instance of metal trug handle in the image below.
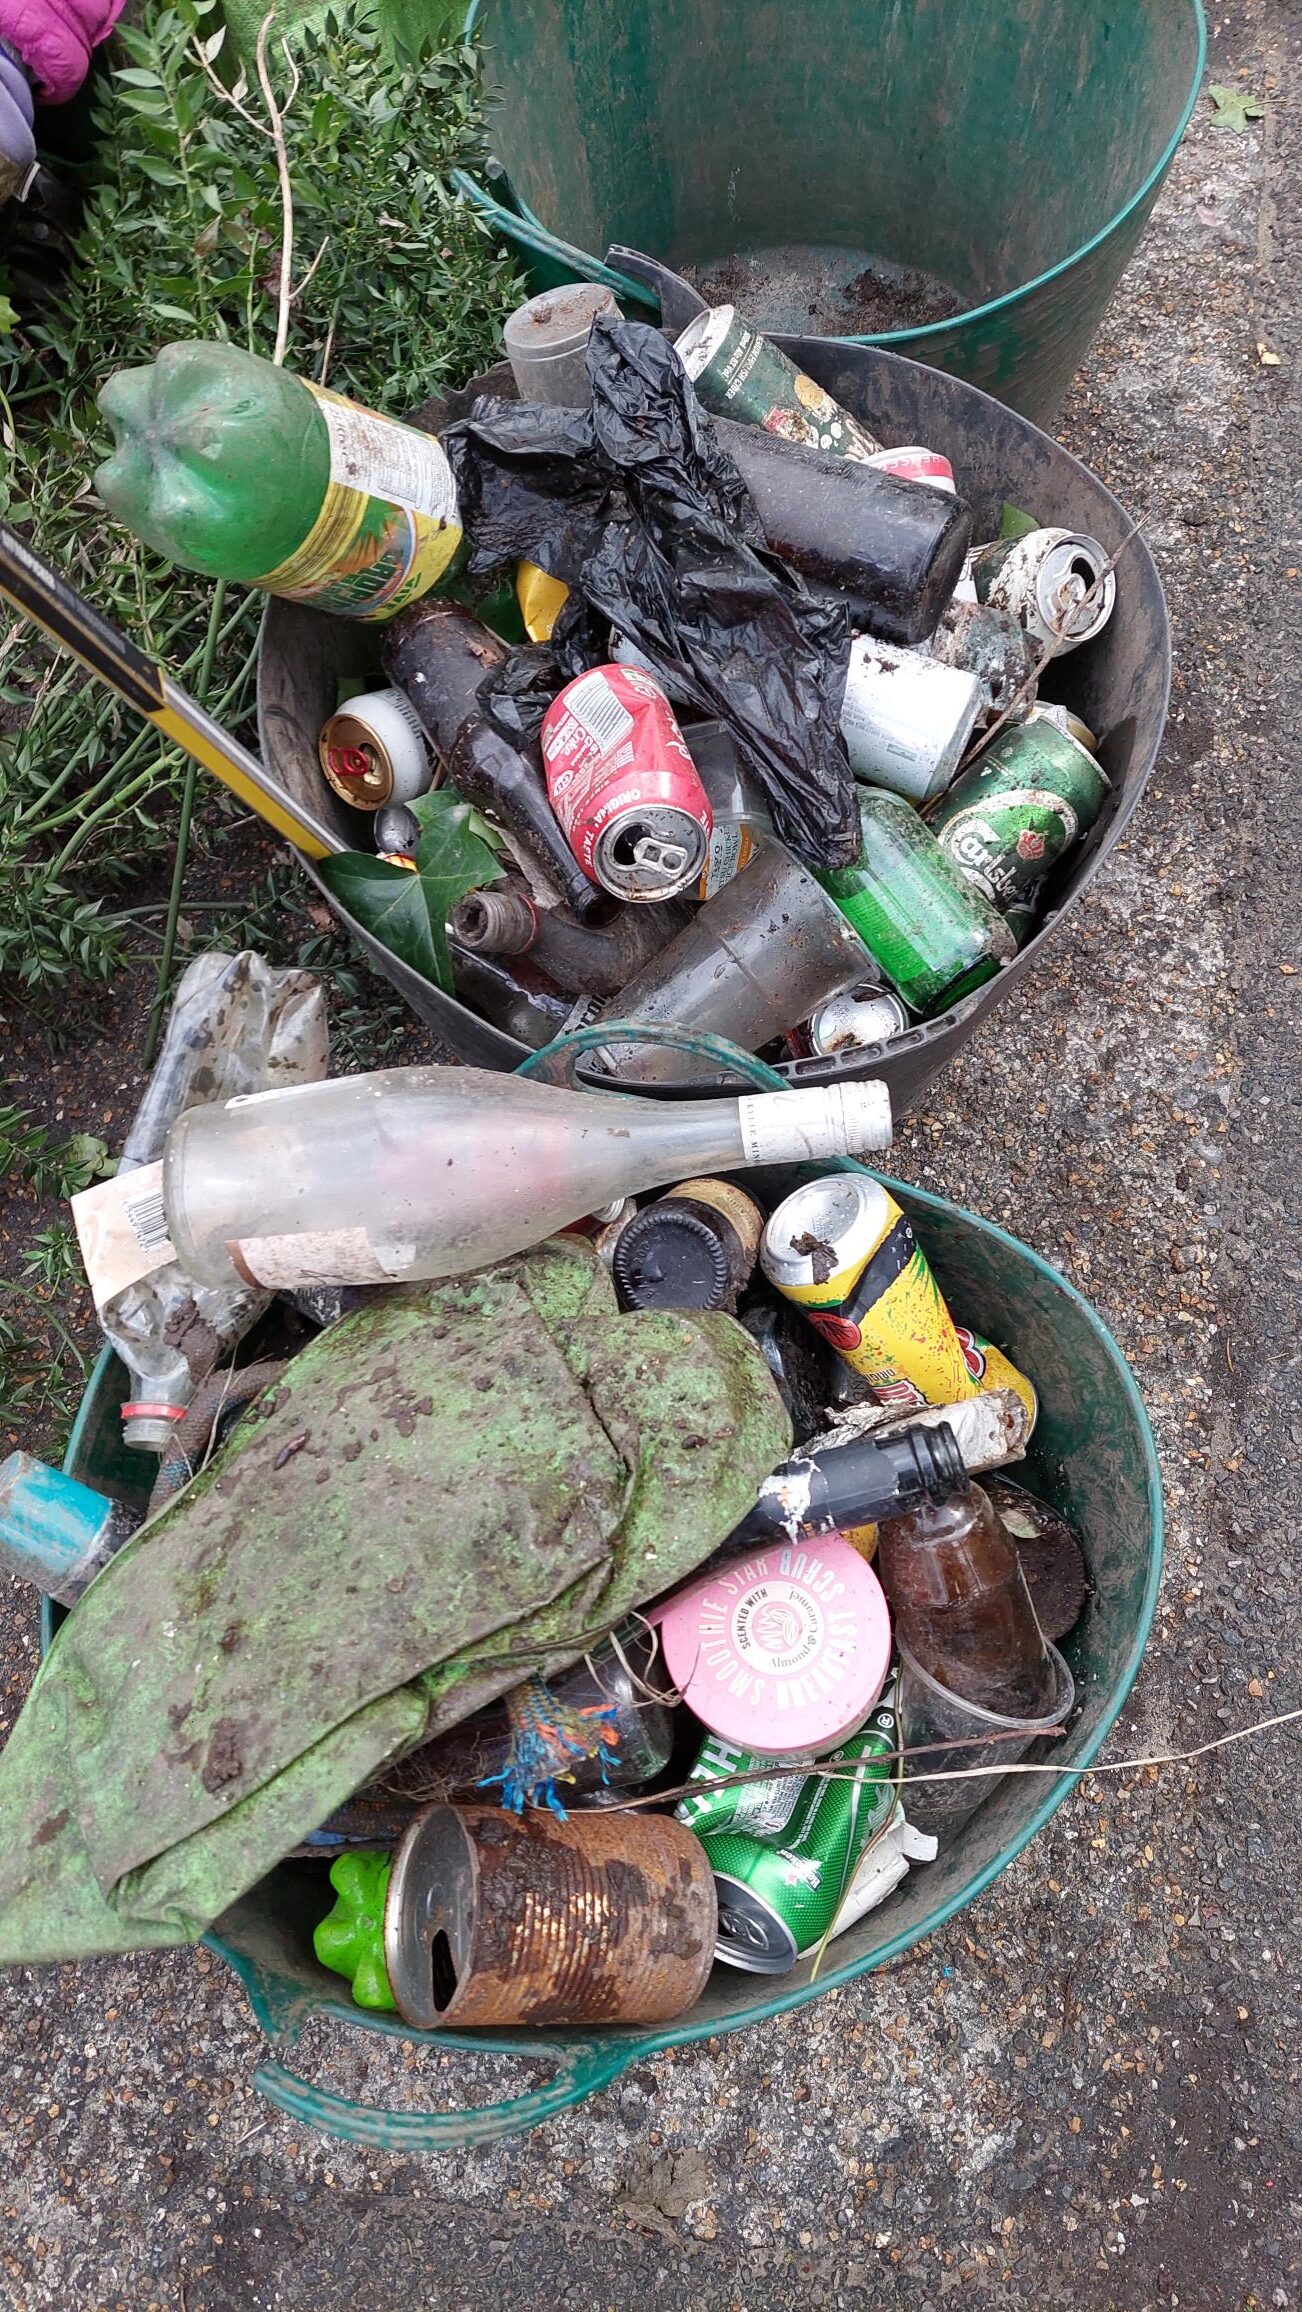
[253,2039,641,2150]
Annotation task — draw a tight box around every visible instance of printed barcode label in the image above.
[126,1189,170,1254]
[71,1158,175,1314]
[564,671,634,754]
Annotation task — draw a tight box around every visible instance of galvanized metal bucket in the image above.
[50,1174,1162,2150]
[257,342,1171,1113]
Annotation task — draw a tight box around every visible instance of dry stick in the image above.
[952,517,1144,777]
[254,12,299,368]
[599,1701,1302,1813]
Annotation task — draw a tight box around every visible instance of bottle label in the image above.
[698,818,757,899]
[258,385,462,621]
[71,1161,177,1314]
[228,1227,387,1289]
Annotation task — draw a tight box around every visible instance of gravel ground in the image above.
[2,4,1300,2306]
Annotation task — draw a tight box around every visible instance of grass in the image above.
[0,0,521,1451]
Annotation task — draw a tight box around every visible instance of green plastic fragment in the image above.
[997,501,1040,541]
[313,1851,396,2011]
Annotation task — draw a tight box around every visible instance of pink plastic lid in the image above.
[653,1538,892,1757]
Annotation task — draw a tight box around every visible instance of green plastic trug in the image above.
[314,1853,396,2011]
[463,0,1206,423]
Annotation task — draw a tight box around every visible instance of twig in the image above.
[952,518,1144,775]
[255,14,299,367]
[292,236,330,304]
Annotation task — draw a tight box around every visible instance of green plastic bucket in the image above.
[456,0,1205,422]
[49,1175,1161,2149]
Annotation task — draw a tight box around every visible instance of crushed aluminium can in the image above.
[682,1683,902,1974]
[928,718,1112,910]
[675,304,883,460]
[318,686,433,810]
[808,984,909,1056]
[970,526,1116,655]
[540,662,712,901]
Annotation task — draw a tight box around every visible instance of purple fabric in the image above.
[0,0,126,104]
[0,40,34,175]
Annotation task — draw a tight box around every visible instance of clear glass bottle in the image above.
[162,1066,893,1292]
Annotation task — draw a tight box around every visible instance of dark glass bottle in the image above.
[383,598,602,921]
[875,1480,1057,1718]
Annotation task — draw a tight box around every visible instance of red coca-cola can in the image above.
[865,444,956,494]
[540,663,713,902]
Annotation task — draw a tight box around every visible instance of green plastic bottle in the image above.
[96,342,463,621]
[816,787,1017,1014]
[312,1851,397,2010]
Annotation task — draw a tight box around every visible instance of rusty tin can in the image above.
[318,686,433,810]
[970,526,1116,655]
[541,663,712,901]
[383,1803,717,2029]
[674,305,883,460]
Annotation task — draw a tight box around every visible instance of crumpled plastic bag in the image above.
[442,317,860,871]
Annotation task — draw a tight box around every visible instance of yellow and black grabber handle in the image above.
[0,522,341,862]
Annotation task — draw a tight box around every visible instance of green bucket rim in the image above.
[54,1170,1163,2073]
[460,0,1207,351]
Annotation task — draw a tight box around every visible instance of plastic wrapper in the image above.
[442,316,860,870]
[105,951,329,1448]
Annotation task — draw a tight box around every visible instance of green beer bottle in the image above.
[96,341,463,620]
[816,787,1016,1014]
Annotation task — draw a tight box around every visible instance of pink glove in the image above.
[0,0,125,105]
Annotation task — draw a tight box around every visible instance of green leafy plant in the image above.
[0,0,520,1015]
[318,787,506,993]
[0,1106,112,1198]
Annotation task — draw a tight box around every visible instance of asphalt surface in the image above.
[1,5,1300,2306]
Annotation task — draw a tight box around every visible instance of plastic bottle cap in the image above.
[653,1537,892,1755]
[612,1205,732,1313]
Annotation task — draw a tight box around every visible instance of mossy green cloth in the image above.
[0,1239,788,1965]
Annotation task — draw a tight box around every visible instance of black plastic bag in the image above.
[443,317,860,870]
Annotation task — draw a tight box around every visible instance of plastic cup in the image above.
[502,284,618,406]
[895,1639,1075,1841]
[607,844,876,1085]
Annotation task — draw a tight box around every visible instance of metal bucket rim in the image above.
[461,0,1207,353]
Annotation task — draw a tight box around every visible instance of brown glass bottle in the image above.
[875,1480,1057,1718]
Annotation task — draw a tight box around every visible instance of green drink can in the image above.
[816,787,1016,1014]
[927,719,1111,909]
[675,305,883,461]
[684,1690,900,1975]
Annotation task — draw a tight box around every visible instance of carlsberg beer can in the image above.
[675,305,883,460]
[683,1688,901,1974]
[928,719,1111,910]
[970,526,1116,655]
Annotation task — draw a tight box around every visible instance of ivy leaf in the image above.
[317,788,505,994]
[1208,83,1263,132]
[0,296,18,334]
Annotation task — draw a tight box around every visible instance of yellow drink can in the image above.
[760,1173,1035,1426]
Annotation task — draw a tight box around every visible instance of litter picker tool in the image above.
[0,522,339,861]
